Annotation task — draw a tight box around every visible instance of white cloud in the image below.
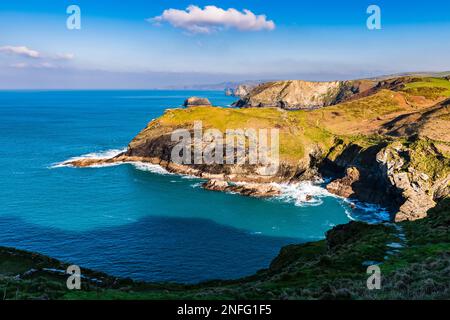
[150,5,275,34]
[0,46,41,58]
[0,45,74,61]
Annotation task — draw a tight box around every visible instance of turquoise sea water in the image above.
[0,91,388,283]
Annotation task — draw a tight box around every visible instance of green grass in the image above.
[153,106,338,162]
[320,90,404,120]
[404,138,450,180]
[402,77,450,99]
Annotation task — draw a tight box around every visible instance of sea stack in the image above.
[183,97,212,107]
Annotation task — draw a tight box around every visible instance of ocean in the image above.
[0,90,389,283]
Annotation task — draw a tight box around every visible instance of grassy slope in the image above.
[402,77,450,100]
[134,85,449,168]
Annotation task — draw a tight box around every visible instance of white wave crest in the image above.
[50,148,171,175]
[131,162,171,175]
[50,148,126,168]
[274,181,332,207]
[342,200,391,223]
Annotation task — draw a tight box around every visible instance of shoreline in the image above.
[57,149,392,223]
[2,196,448,299]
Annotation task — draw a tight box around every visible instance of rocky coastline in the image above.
[66,134,448,222]
[2,75,450,300]
[66,75,450,222]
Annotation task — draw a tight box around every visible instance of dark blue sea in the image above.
[0,90,389,283]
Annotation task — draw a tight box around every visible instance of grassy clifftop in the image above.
[132,81,450,165]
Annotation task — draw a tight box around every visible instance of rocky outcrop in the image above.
[324,138,450,222]
[234,80,377,110]
[202,179,281,197]
[233,84,255,98]
[326,167,360,198]
[376,142,450,222]
[183,97,211,107]
[224,84,256,98]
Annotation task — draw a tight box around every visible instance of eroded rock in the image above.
[183,97,212,107]
[326,167,360,198]
[202,179,281,198]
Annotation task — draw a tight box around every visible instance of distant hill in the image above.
[369,71,450,81]
[163,80,266,91]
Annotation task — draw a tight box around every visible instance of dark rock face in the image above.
[183,97,212,107]
[326,167,360,198]
[320,141,403,215]
[126,133,175,161]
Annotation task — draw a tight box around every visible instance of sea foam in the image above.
[50,148,171,175]
[273,180,390,223]
[50,148,126,168]
[274,181,331,207]
[52,150,390,223]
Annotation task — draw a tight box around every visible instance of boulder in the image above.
[202,179,229,191]
[183,97,212,107]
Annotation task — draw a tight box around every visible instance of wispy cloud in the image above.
[0,46,41,58]
[0,45,74,61]
[1,45,75,70]
[150,5,275,34]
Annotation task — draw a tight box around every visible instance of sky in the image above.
[1,0,450,89]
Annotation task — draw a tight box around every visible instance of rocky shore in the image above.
[66,134,448,222]
[66,75,450,222]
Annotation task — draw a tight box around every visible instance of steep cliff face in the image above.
[234,80,377,109]
[322,137,450,221]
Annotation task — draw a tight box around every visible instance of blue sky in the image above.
[1,0,450,88]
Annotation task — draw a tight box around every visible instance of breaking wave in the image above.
[274,181,331,207]
[50,148,126,168]
[51,150,391,223]
[50,148,171,175]
[273,180,391,223]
